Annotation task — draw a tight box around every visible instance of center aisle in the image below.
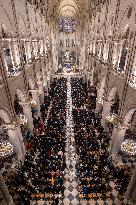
[60,76,80,205]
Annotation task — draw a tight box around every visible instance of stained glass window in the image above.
[59,17,64,32]
[59,17,76,33]
[71,17,76,32]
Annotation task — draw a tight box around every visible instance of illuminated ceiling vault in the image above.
[58,0,79,17]
[28,0,103,21]
[51,0,86,18]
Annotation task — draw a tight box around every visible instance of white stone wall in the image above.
[88,0,136,118]
[0,0,51,121]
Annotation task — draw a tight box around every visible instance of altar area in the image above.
[57,63,79,74]
[57,50,79,74]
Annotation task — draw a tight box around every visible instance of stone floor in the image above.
[59,76,80,205]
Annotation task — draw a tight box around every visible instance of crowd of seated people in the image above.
[71,77,114,200]
[3,76,133,205]
[40,95,51,121]
[71,77,133,202]
[110,164,133,198]
[6,77,67,205]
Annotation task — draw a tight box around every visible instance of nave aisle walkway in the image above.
[59,76,80,205]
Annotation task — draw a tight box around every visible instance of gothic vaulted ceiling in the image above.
[29,0,106,20]
[51,0,87,18]
[58,0,79,17]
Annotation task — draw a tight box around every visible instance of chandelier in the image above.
[18,114,27,125]
[106,113,117,123]
[0,141,14,157]
[121,139,136,156]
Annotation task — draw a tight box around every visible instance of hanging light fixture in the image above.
[31,99,36,107]
[0,141,14,158]
[106,113,117,123]
[18,114,27,126]
[121,139,136,156]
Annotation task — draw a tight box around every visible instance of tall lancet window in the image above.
[72,17,76,32]
[59,17,76,33]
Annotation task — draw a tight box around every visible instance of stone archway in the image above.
[111,107,136,158]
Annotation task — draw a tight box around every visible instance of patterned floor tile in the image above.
[71,189,79,196]
[67,193,75,201]
[61,78,80,205]
[71,181,78,188]
[68,184,75,192]
[71,198,80,204]
[64,189,71,197]
[63,197,71,204]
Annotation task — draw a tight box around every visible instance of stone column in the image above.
[20,101,34,133]
[16,126,26,156]
[36,74,44,105]
[109,124,118,152]
[30,89,40,113]
[9,40,15,68]
[101,100,113,129]
[90,67,94,86]
[113,42,119,66]
[95,101,103,114]
[43,78,48,93]
[13,40,20,66]
[8,127,23,160]
[95,87,103,114]
[0,173,14,205]
[126,168,136,204]
[8,124,26,160]
[38,89,44,105]
[110,124,127,156]
[117,41,124,68]
[26,41,31,61]
[47,76,50,93]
